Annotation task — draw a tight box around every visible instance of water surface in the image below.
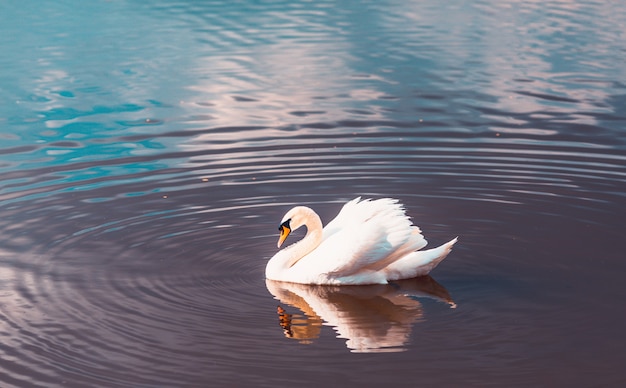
[1,0,625,386]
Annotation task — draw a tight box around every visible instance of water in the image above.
[1,0,625,386]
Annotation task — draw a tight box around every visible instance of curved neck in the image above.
[285,208,323,268]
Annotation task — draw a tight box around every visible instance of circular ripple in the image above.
[1,0,625,384]
[1,121,623,383]
[0,197,281,385]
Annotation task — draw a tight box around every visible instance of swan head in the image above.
[277,206,316,248]
[277,218,292,248]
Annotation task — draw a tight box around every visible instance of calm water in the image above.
[1,0,625,386]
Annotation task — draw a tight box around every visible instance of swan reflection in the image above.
[266,276,455,353]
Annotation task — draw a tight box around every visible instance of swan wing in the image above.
[321,197,362,240]
[384,237,458,280]
[316,198,428,278]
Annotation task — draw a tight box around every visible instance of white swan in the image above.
[265,197,457,285]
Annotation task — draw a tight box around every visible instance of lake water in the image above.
[1,0,625,386]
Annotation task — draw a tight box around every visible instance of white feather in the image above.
[265,197,457,285]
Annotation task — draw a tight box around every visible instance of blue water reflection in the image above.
[1,0,625,386]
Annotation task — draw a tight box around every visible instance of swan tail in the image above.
[385,237,458,281]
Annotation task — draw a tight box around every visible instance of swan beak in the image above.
[277,222,291,248]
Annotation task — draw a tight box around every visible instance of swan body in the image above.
[265,197,457,285]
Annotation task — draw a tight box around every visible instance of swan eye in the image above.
[278,219,291,233]
[277,219,292,248]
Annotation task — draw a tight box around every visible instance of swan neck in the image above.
[287,209,323,267]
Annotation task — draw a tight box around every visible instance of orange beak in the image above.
[277,224,291,248]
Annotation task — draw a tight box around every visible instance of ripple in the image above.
[1,0,625,385]
[1,113,622,380]
[0,196,278,385]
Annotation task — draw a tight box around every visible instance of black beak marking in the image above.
[279,219,291,233]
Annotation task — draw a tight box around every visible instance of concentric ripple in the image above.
[1,0,625,386]
[1,111,623,384]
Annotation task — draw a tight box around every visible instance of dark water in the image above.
[1,0,625,386]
